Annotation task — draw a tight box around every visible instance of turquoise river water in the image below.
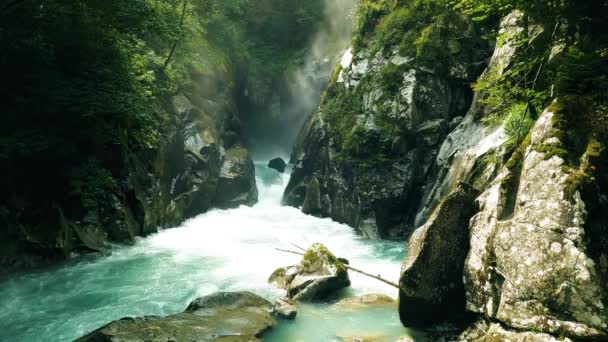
[0,163,424,341]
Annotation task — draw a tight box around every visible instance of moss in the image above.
[505,131,532,171]
[563,168,594,200]
[562,139,605,201]
[269,267,286,280]
[325,64,343,99]
[379,63,405,93]
[301,243,347,276]
[534,144,569,160]
[225,146,248,160]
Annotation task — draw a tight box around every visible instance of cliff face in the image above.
[0,68,258,273]
[284,4,489,239]
[288,1,607,339]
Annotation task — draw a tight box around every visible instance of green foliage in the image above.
[379,63,405,93]
[0,0,325,222]
[458,0,608,129]
[69,160,117,211]
[503,103,534,148]
[352,0,485,78]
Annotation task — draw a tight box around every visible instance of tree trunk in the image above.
[163,0,188,70]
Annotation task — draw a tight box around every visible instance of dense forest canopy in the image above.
[0,0,324,243]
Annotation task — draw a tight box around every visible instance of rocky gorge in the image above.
[1,0,607,341]
[284,1,607,340]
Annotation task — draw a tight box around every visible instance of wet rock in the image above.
[274,297,297,320]
[302,176,322,216]
[214,146,258,209]
[270,243,350,301]
[398,184,478,327]
[73,212,108,252]
[284,19,489,238]
[334,294,396,310]
[448,116,464,131]
[186,291,274,313]
[268,157,287,173]
[288,243,350,301]
[415,119,449,147]
[77,291,276,342]
[268,265,298,289]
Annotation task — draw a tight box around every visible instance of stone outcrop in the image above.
[398,184,478,327]
[283,13,489,239]
[269,243,350,301]
[461,107,608,339]
[77,292,276,342]
[283,3,608,340]
[1,72,258,274]
[396,10,608,340]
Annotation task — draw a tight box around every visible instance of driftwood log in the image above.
[274,247,399,289]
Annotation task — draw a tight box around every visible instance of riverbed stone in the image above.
[334,294,396,310]
[273,297,297,320]
[76,291,276,342]
[268,265,298,289]
[269,243,350,301]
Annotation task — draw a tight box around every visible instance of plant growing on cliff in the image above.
[503,103,534,148]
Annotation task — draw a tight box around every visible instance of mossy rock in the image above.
[286,243,351,301]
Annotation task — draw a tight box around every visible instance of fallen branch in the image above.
[274,248,399,289]
[291,243,306,252]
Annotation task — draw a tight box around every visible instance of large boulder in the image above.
[268,157,287,173]
[398,184,478,326]
[463,107,608,339]
[77,292,276,342]
[269,243,350,301]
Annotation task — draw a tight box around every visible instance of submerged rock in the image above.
[334,294,396,310]
[268,157,287,173]
[269,243,350,301]
[76,291,276,342]
[339,336,383,342]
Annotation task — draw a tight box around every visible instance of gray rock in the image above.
[459,320,574,342]
[273,297,297,320]
[302,176,322,216]
[284,21,489,239]
[268,265,298,289]
[270,243,350,301]
[398,184,478,327]
[76,291,276,342]
[214,146,258,208]
[268,157,287,173]
[463,108,608,339]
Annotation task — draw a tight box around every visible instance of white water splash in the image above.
[0,163,406,341]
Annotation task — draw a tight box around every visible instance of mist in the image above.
[243,0,357,161]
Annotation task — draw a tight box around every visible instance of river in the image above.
[0,163,420,341]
